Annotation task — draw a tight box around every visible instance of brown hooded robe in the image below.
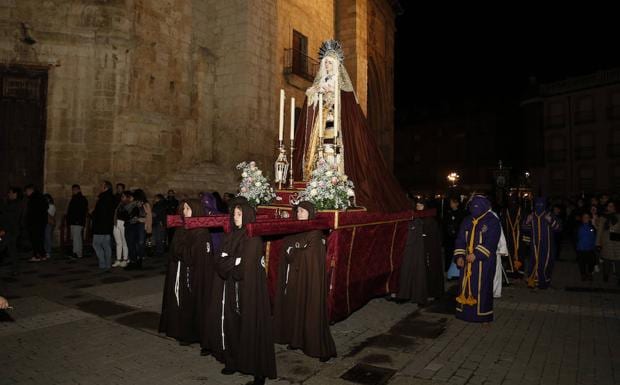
[273,201,336,360]
[159,199,214,343]
[397,217,429,304]
[207,203,277,379]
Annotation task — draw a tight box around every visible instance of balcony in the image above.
[284,48,319,82]
[545,114,565,129]
[574,110,595,124]
[574,146,595,160]
[547,149,566,162]
[607,105,620,120]
[608,143,620,158]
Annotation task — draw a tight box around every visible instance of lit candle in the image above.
[318,93,323,138]
[290,97,295,140]
[278,89,285,142]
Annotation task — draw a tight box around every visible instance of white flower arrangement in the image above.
[236,161,276,207]
[298,158,355,210]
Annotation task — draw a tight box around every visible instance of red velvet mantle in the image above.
[292,92,411,213]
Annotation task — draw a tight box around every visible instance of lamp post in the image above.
[447,172,460,187]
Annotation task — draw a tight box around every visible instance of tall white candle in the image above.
[334,66,339,139]
[278,89,285,142]
[290,97,295,140]
[318,93,323,138]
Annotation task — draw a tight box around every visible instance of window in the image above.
[574,95,595,124]
[609,126,620,157]
[284,30,318,81]
[608,90,620,120]
[547,135,566,162]
[577,165,595,192]
[575,131,595,160]
[550,168,566,193]
[613,164,620,191]
[546,101,565,128]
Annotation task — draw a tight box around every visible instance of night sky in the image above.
[394,9,620,121]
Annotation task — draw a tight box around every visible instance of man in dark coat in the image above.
[165,189,180,247]
[442,197,466,272]
[273,201,336,362]
[91,181,116,271]
[66,184,89,259]
[416,200,444,299]
[0,187,24,274]
[24,184,48,262]
[208,202,276,385]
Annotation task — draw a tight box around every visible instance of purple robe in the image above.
[522,198,561,289]
[201,192,224,255]
[453,196,501,323]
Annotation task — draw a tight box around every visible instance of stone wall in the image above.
[0,0,396,219]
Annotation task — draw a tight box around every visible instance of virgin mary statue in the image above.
[292,40,409,213]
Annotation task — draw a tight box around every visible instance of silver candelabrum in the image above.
[274,141,289,190]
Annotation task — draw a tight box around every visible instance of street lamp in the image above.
[447,172,460,187]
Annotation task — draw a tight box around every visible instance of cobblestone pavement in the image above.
[1,249,619,385]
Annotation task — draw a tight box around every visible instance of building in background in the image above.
[0,0,400,211]
[535,68,620,196]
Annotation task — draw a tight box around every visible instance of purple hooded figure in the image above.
[522,197,561,289]
[453,195,501,323]
[201,192,224,256]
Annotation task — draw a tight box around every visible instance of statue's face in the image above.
[325,58,334,73]
[233,207,243,228]
[297,207,309,221]
[183,202,192,218]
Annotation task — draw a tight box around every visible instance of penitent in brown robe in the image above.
[207,203,277,379]
[159,199,214,344]
[397,217,428,304]
[273,205,336,360]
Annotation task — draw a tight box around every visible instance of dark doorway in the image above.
[0,66,48,195]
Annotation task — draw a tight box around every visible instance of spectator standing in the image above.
[66,184,89,259]
[91,181,115,271]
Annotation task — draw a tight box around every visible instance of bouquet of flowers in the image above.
[236,161,276,207]
[299,159,355,210]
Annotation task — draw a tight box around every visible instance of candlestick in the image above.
[318,93,323,138]
[278,89,285,142]
[289,138,295,188]
[290,97,295,140]
[334,66,339,139]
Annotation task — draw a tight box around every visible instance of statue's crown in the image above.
[319,40,345,63]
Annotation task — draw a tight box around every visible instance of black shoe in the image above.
[124,263,136,271]
[252,376,265,385]
[178,341,191,346]
[200,348,210,356]
[286,345,295,350]
[221,367,236,375]
[137,259,143,269]
[319,356,330,363]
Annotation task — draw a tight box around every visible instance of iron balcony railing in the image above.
[284,48,319,81]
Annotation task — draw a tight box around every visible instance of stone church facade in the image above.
[0,0,399,210]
